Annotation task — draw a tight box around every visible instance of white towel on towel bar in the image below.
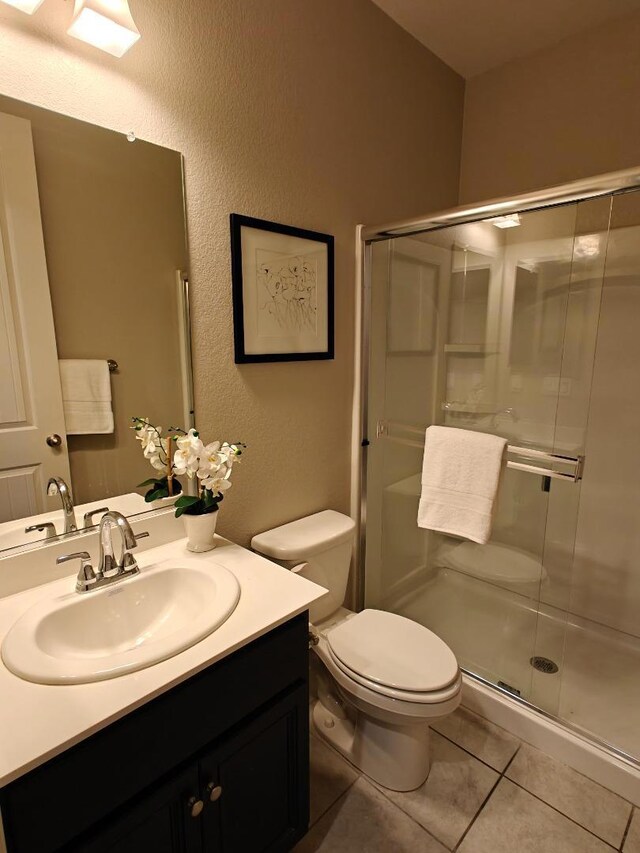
[58,360,114,435]
[417,426,506,545]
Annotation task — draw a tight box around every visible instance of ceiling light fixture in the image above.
[488,213,521,229]
[67,0,140,57]
[0,0,45,13]
[574,234,600,259]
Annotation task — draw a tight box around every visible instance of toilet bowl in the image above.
[251,510,462,791]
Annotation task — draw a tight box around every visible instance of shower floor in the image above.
[387,567,640,762]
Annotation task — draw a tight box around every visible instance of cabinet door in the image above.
[69,765,203,853]
[200,684,309,853]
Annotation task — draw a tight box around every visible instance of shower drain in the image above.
[530,656,559,674]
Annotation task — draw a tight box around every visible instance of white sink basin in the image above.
[1,563,240,684]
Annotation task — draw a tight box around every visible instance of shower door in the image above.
[364,195,612,721]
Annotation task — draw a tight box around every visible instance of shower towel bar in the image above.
[375,421,584,483]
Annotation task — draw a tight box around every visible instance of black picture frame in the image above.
[230,213,334,363]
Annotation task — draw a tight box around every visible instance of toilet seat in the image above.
[326,609,459,695]
[313,634,462,723]
[325,645,461,704]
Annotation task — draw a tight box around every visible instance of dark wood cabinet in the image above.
[72,765,203,853]
[200,686,307,853]
[0,614,310,853]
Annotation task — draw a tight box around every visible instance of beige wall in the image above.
[0,0,464,546]
[0,95,188,505]
[460,10,640,203]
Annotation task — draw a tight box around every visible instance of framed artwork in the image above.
[230,214,334,363]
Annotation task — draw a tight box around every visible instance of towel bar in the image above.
[374,421,584,483]
[107,359,118,373]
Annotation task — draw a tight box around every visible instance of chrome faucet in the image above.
[57,511,148,594]
[47,477,78,534]
[97,510,139,576]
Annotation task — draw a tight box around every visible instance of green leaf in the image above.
[144,486,168,502]
[174,495,201,509]
[175,499,205,517]
[138,477,164,488]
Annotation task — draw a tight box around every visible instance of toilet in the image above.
[251,509,462,792]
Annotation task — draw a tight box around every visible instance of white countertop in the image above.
[0,536,325,787]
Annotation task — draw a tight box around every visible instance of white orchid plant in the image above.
[171,429,244,517]
[132,417,181,502]
[132,417,244,517]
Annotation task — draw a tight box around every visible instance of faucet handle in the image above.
[25,522,57,538]
[119,531,148,574]
[83,507,109,528]
[57,551,97,593]
[57,550,92,566]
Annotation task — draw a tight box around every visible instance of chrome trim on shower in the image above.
[464,669,640,771]
[377,420,585,482]
[362,165,640,242]
[355,239,373,612]
[355,166,640,761]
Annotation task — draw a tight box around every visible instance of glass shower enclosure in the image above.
[360,172,640,765]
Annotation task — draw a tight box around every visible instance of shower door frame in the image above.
[355,165,640,768]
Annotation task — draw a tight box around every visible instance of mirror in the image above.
[0,94,191,555]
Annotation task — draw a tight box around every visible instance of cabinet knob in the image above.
[46,434,62,448]
[187,796,204,818]
[206,782,223,802]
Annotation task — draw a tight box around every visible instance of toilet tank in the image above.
[251,510,356,623]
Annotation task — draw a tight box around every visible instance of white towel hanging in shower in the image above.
[417,425,506,545]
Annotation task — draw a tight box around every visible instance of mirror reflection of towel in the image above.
[58,359,114,435]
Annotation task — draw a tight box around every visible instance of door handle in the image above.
[46,434,63,448]
[206,782,223,802]
[187,795,204,818]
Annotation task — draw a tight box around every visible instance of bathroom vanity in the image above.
[0,526,325,853]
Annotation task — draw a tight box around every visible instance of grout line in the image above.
[308,774,361,831]
[370,734,522,851]
[366,778,456,851]
[307,734,362,829]
[452,767,505,851]
[501,745,521,776]
[442,721,634,813]
[308,772,360,830]
[503,775,619,850]
[432,727,521,774]
[619,808,634,851]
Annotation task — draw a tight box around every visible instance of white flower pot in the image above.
[183,511,219,552]
[150,492,182,510]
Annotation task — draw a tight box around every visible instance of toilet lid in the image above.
[327,609,459,693]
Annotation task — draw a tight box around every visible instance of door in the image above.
[68,765,203,853]
[200,685,309,853]
[0,111,70,523]
[365,235,453,606]
[365,201,603,706]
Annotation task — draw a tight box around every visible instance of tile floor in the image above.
[295,705,639,853]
